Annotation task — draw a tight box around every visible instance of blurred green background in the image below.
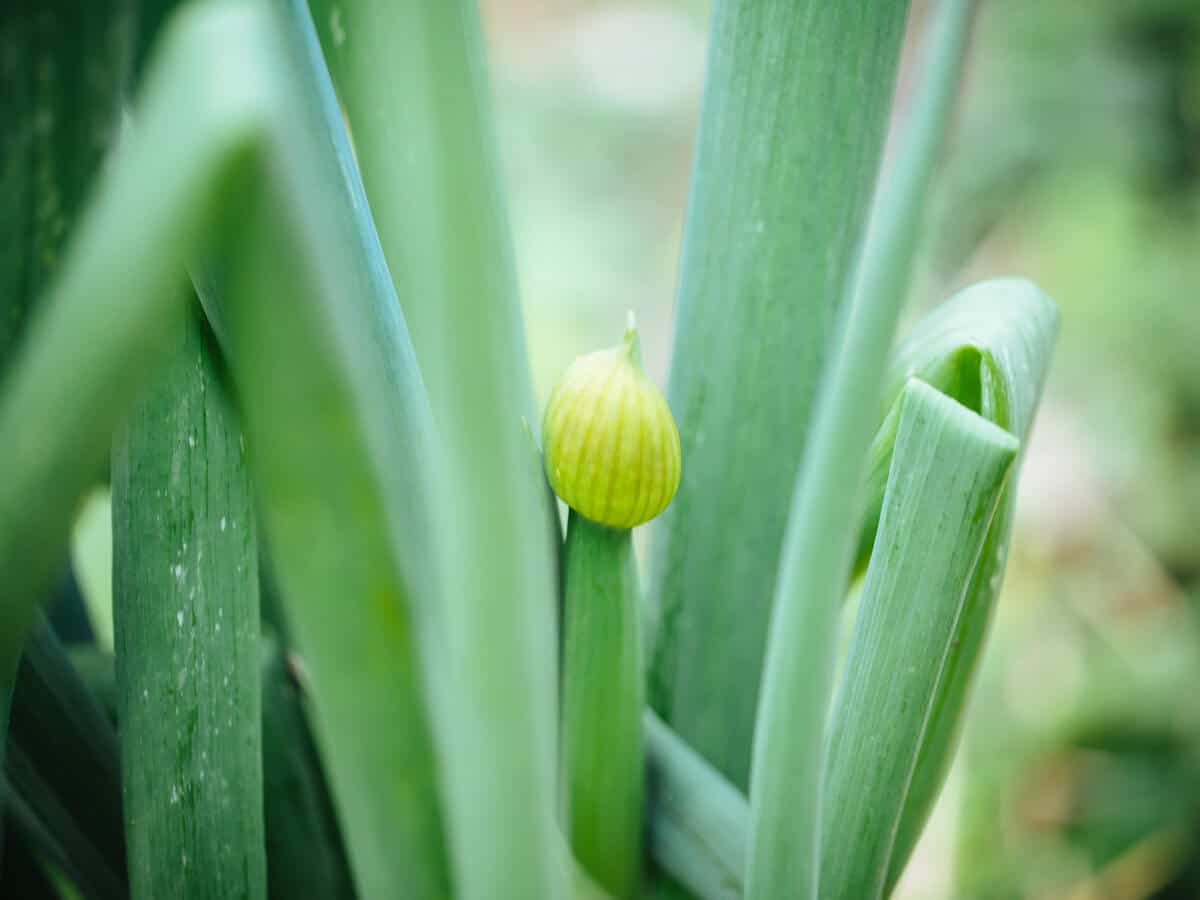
[481,0,1200,896]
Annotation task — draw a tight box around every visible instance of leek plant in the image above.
[0,0,1057,898]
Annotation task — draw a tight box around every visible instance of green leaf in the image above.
[112,304,264,900]
[0,0,135,370]
[641,275,1058,900]
[259,637,356,900]
[0,0,136,798]
[562,511,644,897]
[205,2,454,895]
[744,1,976,897]
[0,818,60,899]
[58,636,358,899]
[820,380,1017,899]
[0,1,453,893]
[6,615,126,899]
[0,0,267,686]
[65,647,117,726]
[645,712,747,900]
[647,0,913,788]
[884,277,1059,888]
[309,2,564,896]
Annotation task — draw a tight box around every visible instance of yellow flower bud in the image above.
[542,314,681,529]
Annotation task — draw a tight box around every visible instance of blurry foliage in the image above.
[933,0,1200,579]
[913,0,1200,896]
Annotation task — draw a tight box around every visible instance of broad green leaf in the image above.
[884,277,1059,888]
[0,1,452,893]
[562,511,644,897]
[820,380,1017,899]
[309,2,564,896]
[6,615,125,898]
[647,0,912,788]
[745,2,976,897]
[112,307,263,900]
[645,712,747,900]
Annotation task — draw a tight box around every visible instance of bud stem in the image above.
[561,510,645,897]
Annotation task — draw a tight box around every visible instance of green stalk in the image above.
[647,0,912,788]
[112,306,263,899]
[645,712,747,900]
[820,380,1016,899]
[562,511,644,898]
[745,1,976,897]
[310,2,563,896]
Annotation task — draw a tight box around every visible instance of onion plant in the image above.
[0,0,1057,898]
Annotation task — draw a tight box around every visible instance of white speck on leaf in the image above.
[170,784,179,805]
[331,7,346,46]
[176,610,184,627]
[187,435,195,448]
[173,563,185,580]
[220,516,226,532]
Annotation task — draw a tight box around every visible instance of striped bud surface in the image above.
[542,315,681,529]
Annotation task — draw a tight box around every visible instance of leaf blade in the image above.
[112,307,264,900]
[745,2,976,896]
[309,2,565,895]
[648,0,914,790]
[884,277,1059,887]
[820,379,1017,899]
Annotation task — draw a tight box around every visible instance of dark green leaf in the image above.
[260,637,355,900]
[112,307,264,899]
[6,615,125,899]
